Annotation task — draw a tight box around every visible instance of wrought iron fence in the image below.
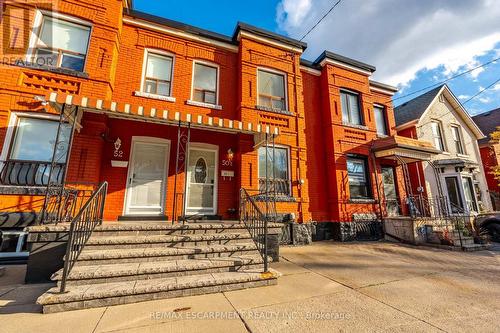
[0,160,65,186]
[239,188,270,272]
[59,181,108,293]
[258,178,290,197]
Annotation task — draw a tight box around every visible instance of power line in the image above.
[463,76,500,105]
[393,55,500,103]
[299,0,343,41]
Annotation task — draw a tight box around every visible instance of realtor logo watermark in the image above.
[151,310,352,321]
[1,1,55,66]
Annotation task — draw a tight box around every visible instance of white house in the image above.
[395,84,492,214]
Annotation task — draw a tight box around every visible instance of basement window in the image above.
[31,15,91,72]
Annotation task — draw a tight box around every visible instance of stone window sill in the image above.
[134,91,176,102]
[255,105,293,115]
[186,100,223,110]
[14,60,89,78]
[342,122,369,131]
[349,198,377,204]
[456,153,469,159]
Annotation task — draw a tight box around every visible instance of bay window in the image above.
[257,69,287,111]
[32,15,91,72]
[340,90,362,126]
[192,62,218,104]
[258,146,290,196]
[347,156,371,199]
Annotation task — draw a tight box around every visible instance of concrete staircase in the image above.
[427,228,489,251]
[37,222,281,313]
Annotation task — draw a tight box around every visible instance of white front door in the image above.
[185,145,218,215]
[124,137,170,215]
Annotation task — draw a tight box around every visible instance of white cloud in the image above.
[492,83,500,91]
[276,0,500,87]
[458,94,470,100]
[479,96,492,103]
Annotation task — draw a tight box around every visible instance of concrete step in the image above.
[84,233,252,250]
[451,236,475,246]
[460,243,490,252]
[93,222,283,237]
[38,270,280,313]
[53,256,266,286]
[75,243,260,265]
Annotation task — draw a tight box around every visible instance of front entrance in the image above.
[381,166,400,216]
[444,176,464,214]
[185,144,218,215]
[124,137,170,215]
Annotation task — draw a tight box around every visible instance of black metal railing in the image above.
[258,178,290,197]
[239,188,271,272]
[59,181,108,293]
[40,184,96,225]
[0,160,65,186]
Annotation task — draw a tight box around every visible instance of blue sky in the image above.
[134,0,500,115]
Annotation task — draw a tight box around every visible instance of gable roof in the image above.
[472,107,500,145]
[394,85,444,127]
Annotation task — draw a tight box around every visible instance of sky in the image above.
[134,0,500,115]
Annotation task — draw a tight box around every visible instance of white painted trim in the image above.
[370,86,396,96]
[134,91,176,102]
[320,58,372,76]
[26,10,93,71]
[256,67,289,113]
[186,100,223,110]
[0,112,60,162]
[184,143,219,215]
[123,17,239,52]
[123,136,171,216]
[190,60,220,106]
[300,65,321,76]
[139,48,175,97]
[237,31,303,54]
[394,119,418,131]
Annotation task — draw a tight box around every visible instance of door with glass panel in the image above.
[461,177,478,212]
[124,138,169,215]
[381,166,400,216]
[444,176,464,214]
[185,146,217,215]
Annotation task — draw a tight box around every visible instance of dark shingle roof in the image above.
[472,108,500,145]
[394,85,444,126]
[314,51,376,73]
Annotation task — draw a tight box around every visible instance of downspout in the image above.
[370,144,384,222]
[291,53,304,222]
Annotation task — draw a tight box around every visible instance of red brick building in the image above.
[0,0,435,242]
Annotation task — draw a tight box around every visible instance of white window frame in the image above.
[430,120,446,152]
[256,67,289,112]
[0,112,61,163]
[450,125,466,155]
[257,144,292,196]
[346,156,371,199]
[187,60,221,109]
[340,89,363,126]
[26,10,93,71]
[135,48,176,102]
[373,104,388,136]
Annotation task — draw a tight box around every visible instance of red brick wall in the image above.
[480,145,500,192]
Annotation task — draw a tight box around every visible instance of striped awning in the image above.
[46,92,279,136]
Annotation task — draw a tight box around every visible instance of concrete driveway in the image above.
[1,241,499,333]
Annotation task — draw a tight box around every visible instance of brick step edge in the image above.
[38,270,280,313]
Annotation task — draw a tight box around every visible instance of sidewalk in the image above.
[1,241,499,332]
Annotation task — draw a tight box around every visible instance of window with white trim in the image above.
[347,156,371,199]
[192,62,218,104]
[374,105,388,135]
[142,52,173,96]
[257,69,286,111]
[258,146,290,196]
[431,121,445,151]
[32,15,91,71]
[451,125,465,155]
[340,90,363,126]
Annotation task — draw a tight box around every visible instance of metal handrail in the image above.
[0,159,65,186]
[239,188,270,272]
[59,181,108,293]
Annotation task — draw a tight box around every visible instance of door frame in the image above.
[184,142,219,215]
[442,174,465,214]
[381,165,400,216]
[123,136,171,216]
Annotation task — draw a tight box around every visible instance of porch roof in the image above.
[45,92,280,136]
[372,135,440,163]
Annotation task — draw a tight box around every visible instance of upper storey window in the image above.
[451,125,465,155]
[192,62,218,105]
[32,15,91,72]
[374,105,388,135]
[340,90,362,126]
[431,121,446,151]
[143,52,173,97]
[258,69,287,111]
